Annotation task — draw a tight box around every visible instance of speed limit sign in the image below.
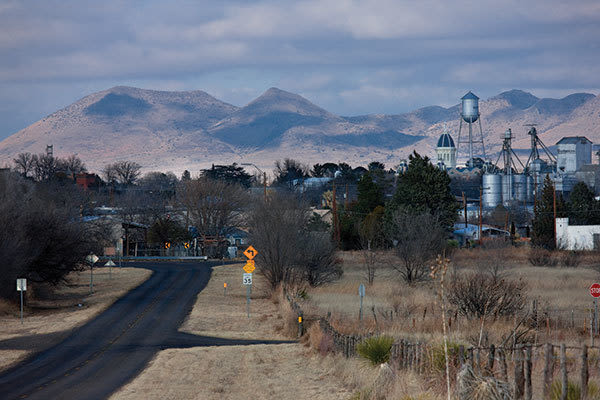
[243,273,253,285]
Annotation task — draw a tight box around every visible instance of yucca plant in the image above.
[356,335,394,366]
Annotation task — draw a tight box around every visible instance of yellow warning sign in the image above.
[243,259,256,273]
[243,245,258,260]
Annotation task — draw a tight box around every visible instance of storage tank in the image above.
[526,175,534,203]
[482,173,502,208]
[513,174,527,203]
[461,91,480,123]
[502,174,514,205]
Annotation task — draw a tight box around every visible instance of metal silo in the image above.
[461,91,479,123]
[526,175,534,203]
[502,174,514,205]
[513,174,527,202]
[482,173,502,208]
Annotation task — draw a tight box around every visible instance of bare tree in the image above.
[32,154,58,181]
[57,154,87,174]
[386,209,446,284]
[248,193,341,290]
[0,172,97,299]
[103,161,142,185]
[178,177,247,239]
[13,152,35,177]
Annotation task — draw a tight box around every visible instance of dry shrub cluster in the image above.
[446,272,527,319]
[528,247,558,267]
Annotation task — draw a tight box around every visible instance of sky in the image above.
[1,0,599,141]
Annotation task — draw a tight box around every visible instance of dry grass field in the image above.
[111,263,353,400]
[0,266,152,371]
[299,246,600,399]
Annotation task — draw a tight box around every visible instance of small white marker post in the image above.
[359,283,366,321]
[105,259,116,279]
[86,254,99,294]
[17,278,26,324]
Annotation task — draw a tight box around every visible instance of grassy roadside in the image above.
[0,266,152,372]
[111,264,353,400]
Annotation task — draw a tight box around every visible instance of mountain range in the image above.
[0,86,598,175]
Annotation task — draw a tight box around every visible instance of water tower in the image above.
[456,91,486,167]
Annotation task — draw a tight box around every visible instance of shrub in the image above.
[551,380,600,400]
[356,336,394,366]
[447,272,527,319]
[560,250,581,267]
[431,341,461,371]
[528,247,557,267]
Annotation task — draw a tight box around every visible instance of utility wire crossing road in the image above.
[0,262,291,400]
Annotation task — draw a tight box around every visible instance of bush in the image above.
[560,250,581,267]
[551,380,600,400]
[431,341,461,371]
[356,336,394,366]
[528,247,557,267]
[447,272,527,319]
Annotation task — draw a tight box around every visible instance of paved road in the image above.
[0,261,288,400]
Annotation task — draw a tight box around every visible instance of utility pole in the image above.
[332,182,340,246]
[462,192,467,228]
[478,187,483,245]
[553,182,557,248]
[263,171,267,201]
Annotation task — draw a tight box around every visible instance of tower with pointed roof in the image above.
[436,126,457,169]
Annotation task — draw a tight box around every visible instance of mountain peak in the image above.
[492,89,539,109]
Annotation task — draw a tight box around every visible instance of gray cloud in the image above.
[0,0,599,139]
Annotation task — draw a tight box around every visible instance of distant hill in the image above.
[0,86,598,174]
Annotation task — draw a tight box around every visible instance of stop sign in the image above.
[591,283,600,298]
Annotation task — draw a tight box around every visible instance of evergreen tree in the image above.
[568,181,599,225]
[387,151,458,230]
[355,173,384,216]
[532,175,567,249]
[201,163,252,188]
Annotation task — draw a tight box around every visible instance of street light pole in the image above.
[241,163,267,201]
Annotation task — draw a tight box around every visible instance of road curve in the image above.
[0,261,288,400]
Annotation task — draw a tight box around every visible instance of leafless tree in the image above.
[103,161,142,185]
[13,152,35,177]
[0,172,98,299]
[57,154,87,174]
[178,177,247,238]
[32,154,58,181]
[248,193,341,290]
[386,209,446,284]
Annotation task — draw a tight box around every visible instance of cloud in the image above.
[0,0,599,139]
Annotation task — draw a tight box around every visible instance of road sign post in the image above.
[590,283,600,338]
[359,284,365,321]
[224,282,227,296]
[242,246,258,318]
[105,260,116,279]
[86,254,99,294]
[17,278,26,324]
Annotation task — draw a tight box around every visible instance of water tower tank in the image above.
[461,91,480,123]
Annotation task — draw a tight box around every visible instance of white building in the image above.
[556,217,600,250]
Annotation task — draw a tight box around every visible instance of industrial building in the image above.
[434,91,599,210]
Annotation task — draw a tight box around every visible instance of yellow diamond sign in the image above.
[243,259,256,273]
[243,245,258,260]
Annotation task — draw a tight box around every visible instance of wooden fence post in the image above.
[498,348,508,382]
[543,343,554,398]
[514,345,525,400]
[487,344,495,376]
[581,344,589,400]
[525,345,532,400]
[560,344,567,400]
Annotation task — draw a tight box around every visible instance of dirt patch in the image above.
[0,266,152,371]
[111,264,352,400]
